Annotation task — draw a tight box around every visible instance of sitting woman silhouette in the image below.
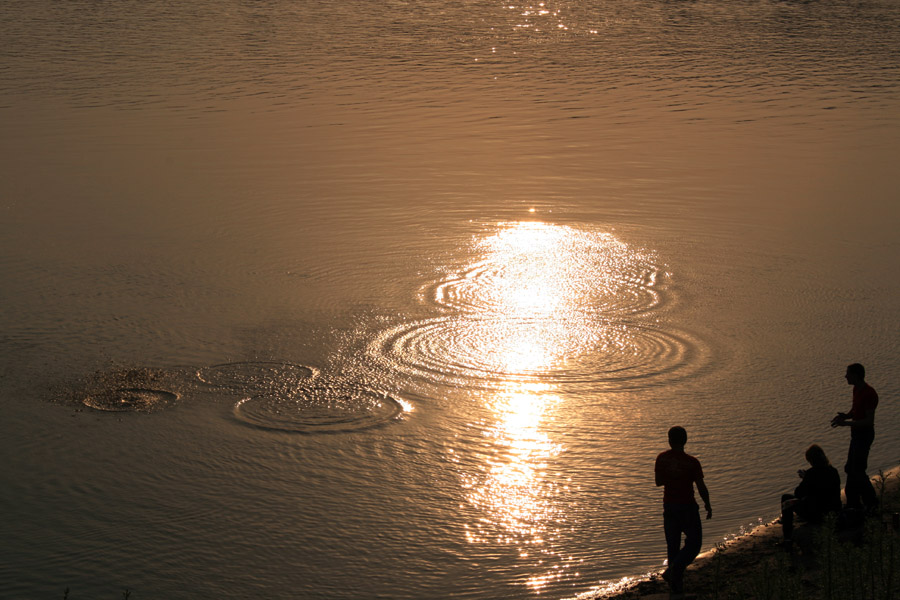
[780,443,842,549]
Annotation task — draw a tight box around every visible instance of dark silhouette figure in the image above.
[780,444,842,549]
[831,363,879,511]
[655,426,712,596]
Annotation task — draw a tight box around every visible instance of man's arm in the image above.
[831,409,850,426]
[696,479,712,519]
[832,408,875,428]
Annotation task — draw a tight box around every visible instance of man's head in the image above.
[845,363,866,386]
[668,426,687,450]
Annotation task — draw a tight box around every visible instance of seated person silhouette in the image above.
[780,444,842,550]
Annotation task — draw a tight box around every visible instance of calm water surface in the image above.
[2,0,900,598]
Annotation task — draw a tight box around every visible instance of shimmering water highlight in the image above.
[422,223,663,317]
[371,222,706,390]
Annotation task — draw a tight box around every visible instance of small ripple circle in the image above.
[73,367,185,412]
[197,361,318,394]
[233,382,405,433]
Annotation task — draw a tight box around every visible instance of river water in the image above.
[1,1,899,598]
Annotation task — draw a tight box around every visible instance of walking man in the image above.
[831,363,879,512]
[655,426,712,596]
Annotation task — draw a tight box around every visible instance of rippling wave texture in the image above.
[371,222,707,389]
[2,0,897,117]
[199,362,408,432]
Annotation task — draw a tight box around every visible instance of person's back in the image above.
[655,448,703,506]
[654,426,712,596]
[795,463,842,520]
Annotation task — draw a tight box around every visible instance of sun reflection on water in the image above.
[360,218,700,592]
[481,221,579,317]
[462,383,571,589]
[464,383,562,538]
[454,221,659,591]
[505,1,570,32]
[442,221,660,377]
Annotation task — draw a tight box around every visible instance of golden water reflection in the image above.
[456,221,655,590]
[464,384,561,540]
[448,221,658,376]
[462,383,571,590]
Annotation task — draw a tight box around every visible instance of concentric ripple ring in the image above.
[421,261,663,317]
[233,383,404,433]
[197,361,318,395]
[368,316,709,390]
[74,367,186,412]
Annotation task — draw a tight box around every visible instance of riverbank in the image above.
[590,465,900,600]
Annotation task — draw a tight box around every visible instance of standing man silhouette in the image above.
[831,363,879,512]
[655,426,712,597]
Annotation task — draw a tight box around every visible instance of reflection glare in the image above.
[508,1,569,33]
[462,383,568,589]
[366,220,692,392]
[432,221,661,378]
[452,222,660,592]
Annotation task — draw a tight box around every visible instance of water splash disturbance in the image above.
[233,380,405,433]
[83,387,179,412]
[72,367,186,412]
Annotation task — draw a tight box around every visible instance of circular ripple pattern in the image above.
[74,367,184,412]
[369,316,709,390]
[84,388,179,412]
[422,261,663,317]
[372,224,700,390]
[233,382,404,433]
[419,224,664,318]
[197,361,318,395]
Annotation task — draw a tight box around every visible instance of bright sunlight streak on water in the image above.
[473,222,607,373]
[369,220,703,590]
[482,222,583,316]
[463,384,561,541]
[449,221,663,591]
[461,382,569,591]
